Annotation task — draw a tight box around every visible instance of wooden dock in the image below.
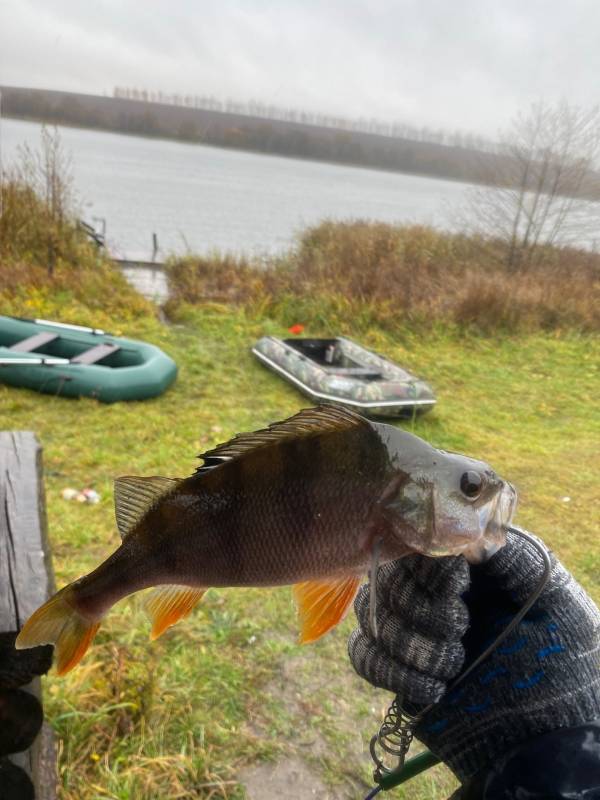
[0,432,57,800]
[115,259,169,303]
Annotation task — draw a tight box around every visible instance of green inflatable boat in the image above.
[0,315,177,402]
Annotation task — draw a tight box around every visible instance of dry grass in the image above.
[0,257,154,329]
[0,127,154,326]
[166,221,600,334]
[165,253,259,305]
[0,181,80,265]
[0,179,154,327]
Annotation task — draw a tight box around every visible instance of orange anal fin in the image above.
[293,576,361,644]
[145,585,206,641]
[56,622,101,675]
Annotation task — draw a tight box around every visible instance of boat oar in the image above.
[0,357,70,366]
[7,315,106,336]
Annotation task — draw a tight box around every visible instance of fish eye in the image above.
[460,470,484,499]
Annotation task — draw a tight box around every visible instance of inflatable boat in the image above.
[0,315,177,402]
[252,336,436,418]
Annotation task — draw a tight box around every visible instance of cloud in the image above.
[1,0,600,138]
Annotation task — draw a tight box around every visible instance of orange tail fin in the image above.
[15,586,101,675]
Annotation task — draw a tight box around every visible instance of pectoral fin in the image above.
[145,585,206,640]
[293,576,361,644]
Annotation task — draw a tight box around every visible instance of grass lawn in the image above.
[1,305,598,799]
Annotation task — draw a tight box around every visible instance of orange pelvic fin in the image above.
[293,575,362,644]
[15,586,101,675]
[145,585,206,640]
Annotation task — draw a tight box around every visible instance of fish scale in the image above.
[15,405,517,674]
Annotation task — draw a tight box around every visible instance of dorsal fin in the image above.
[114,476,180,539]
[196,405,371,473]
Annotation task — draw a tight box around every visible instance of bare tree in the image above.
[16,126,75,276]
[462,101,600,269]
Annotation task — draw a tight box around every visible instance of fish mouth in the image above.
[462,481,518,563]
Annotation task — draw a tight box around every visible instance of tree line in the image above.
[112,86,497,152]
[2,86,500,185]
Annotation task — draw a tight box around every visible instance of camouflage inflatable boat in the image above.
[252,336,436,418]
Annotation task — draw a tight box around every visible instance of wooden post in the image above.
[0,432,57,800]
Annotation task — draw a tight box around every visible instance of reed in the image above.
[166,221,600,333]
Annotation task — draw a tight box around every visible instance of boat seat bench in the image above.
[9,332,59,353]
[326,367,382,378]
[71,343,120,365]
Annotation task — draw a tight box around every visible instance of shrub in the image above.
[0,127,155,323]
[166,221,600,334]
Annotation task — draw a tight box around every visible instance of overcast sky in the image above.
[1,0,598,139]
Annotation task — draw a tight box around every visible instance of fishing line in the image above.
[368,537,384,640]
[365,525,552,794]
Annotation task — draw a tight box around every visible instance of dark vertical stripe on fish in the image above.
[286,437,315,545]
[224,455,244,582]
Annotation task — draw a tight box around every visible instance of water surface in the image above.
[1,117,470,260]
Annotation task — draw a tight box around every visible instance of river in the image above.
[1,117,472,263]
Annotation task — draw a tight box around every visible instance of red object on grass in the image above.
[288,324,304,335]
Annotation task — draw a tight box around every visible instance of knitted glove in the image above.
[348,531,600,782]
[348,554,471,705]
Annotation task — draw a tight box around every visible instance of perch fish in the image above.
[16,406,517,674]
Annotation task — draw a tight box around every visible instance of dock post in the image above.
[0,432,57,800]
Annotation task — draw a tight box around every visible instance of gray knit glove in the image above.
[348,531,600,782]
[348,554,470,704]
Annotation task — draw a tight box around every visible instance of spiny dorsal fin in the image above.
[114,476,180,539]
[197,405,370,473]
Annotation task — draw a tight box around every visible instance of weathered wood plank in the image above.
[0,432,57,799]
[0,433,55,630]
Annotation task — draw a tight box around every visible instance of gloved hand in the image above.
[348,553,471,705]
[348,531,600,783]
